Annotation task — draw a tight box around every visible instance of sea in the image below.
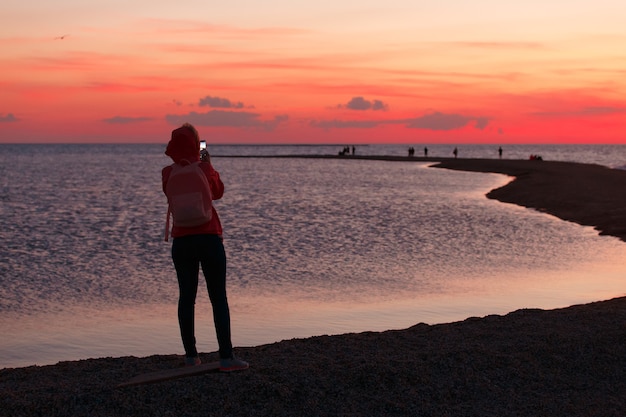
[1,143,626,369]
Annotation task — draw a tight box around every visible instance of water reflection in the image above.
[1,149,626,368]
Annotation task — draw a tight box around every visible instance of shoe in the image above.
[184,356,201,366]
[220,356,249,372]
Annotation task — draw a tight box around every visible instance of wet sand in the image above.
[2,157,625,417]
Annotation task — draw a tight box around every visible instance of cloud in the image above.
[142,19,309,39]
[340,97,389,111]
[474,117,490,130]
[581,106,626,115]
[166,110,288,131]
[0,113,19,122]
[102,116,152,124]
[406,112,490,131]
[310,119,380,129]
[448,41,545,50]
[199,95,246,109]
[531,106,626,117]
[311,111,490,131]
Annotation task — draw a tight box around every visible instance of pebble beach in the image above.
[1,157,625,417]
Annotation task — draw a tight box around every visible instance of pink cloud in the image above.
[166,110,288,131]
[140,19,309,38]
[0,113,19,122]
[310,119,379,129]
[531,106,626,118]
[311,111,490,131]
[102,116,152,124]
[339,97,389,111]
[446,41,546,50]
[407,112,489,130]
[198,96,247,109]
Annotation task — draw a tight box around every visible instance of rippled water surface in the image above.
[1,144,625,368]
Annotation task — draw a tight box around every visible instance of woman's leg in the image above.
[172,237,200,358]
[199,235,233,359]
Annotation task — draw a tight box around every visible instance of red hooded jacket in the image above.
[162,126,224,238]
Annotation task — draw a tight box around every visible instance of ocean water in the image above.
[211,143,626,170]
[1,144,625,368]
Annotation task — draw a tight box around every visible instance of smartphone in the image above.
[200,140,207,151]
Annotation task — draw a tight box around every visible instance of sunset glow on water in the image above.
[1,145,625,368]
[4,0,626,371]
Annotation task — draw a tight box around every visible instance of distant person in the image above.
[352,146,356,155]
[424,147,428,157]
[453,147,458,159]
[162,123,248,372]
[498,146,503,159]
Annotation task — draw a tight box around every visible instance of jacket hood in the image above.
[165,126,200,164]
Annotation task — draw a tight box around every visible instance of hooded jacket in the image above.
[162,126,224,238]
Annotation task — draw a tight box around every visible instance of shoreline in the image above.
[430,157,626,243]
[2,297,624,416]
[216,154,626,243]
[2,156,625,416]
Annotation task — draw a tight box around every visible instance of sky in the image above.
[2,0,626,144]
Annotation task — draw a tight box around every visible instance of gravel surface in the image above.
[1,297,624,416]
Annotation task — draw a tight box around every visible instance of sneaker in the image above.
[184,356,201,366]
[219,356,249,372]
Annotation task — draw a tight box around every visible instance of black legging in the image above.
[172,234,233,359]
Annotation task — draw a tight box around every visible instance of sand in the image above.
[1,157,625,417]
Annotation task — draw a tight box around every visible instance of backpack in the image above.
[164,161,212,241]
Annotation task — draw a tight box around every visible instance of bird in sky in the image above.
[54,34,69,40]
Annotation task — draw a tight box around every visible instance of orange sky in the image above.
[2,1,626,144]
